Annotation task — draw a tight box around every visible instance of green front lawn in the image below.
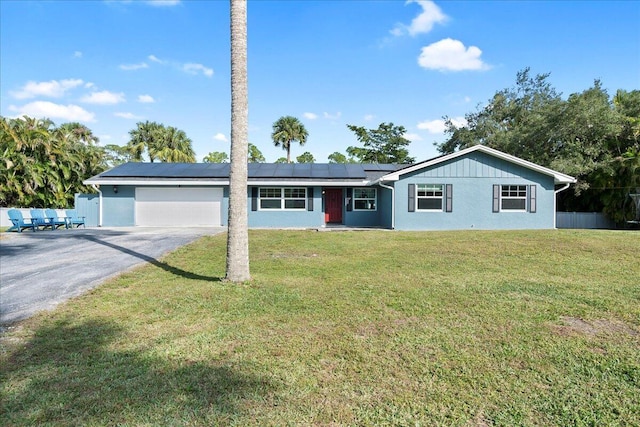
[1,230,639,426]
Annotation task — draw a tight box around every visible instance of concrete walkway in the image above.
[0,227,224,327]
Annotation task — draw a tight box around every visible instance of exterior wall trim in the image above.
[85,179,370,187]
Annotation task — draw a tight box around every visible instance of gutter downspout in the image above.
[378,181,395,230]
[553,183,571,229]
[92,184,103,227]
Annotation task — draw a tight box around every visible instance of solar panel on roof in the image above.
[291,164,311,178]
[100,162,232,178]
[250,163,279,178]
[100,161,377,180]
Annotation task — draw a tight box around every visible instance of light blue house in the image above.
[84,145,576,230]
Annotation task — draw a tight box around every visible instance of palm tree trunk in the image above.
[225,0,250,282]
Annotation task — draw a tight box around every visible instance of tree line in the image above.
[1,118,199,208]
[437,68,639,223]
[2,68,638,221]
[206,116,415,164]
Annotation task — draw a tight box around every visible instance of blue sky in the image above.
[1,0,639,163]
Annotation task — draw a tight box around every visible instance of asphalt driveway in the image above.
[0,227,224,327]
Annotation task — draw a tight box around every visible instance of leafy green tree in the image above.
[613,89,640,154]
[438,68,563,164]
[590,148,640,223]
[248,143,265,162]
[271,116,308,163]
[103,144,135,167]
[328,151,357,163]
[438,68,640,222]
[274,157,289,164]
[203,151,229,163]
[566,89,640,221]
[0,115,107,208]
[296,151,315,163]
[346,122,415,164]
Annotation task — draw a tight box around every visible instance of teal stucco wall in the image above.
[102,185,135,226]
[393,151,557,230]
[247,186,325,228]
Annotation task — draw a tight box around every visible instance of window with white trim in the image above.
[353,188,377,211]
[416,184,444,211]
[259,187,306,210]
[501,185,527,211]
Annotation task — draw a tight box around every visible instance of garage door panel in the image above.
[136,187,222,227]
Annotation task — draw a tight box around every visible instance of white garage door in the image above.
[135,187,223,227]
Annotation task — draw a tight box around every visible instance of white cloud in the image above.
[364,114,375,122]
[146,54,213,78]
[138,94,155,103]
[418,38,490,72]
[183,63,214,77]
[303,112,318,120]
[146,0,180,6]
[114,112,142,119]
[404,132,423,142]
[417,116,467,133]
[81,90,126,105]
[417,119,446,133]
[9,101,95,122]
[392,0,447,37]
[148,54,165,64]
[73,51,83,58]
[213,133,228,142]
[448,116,468,128]
[323,112,342,120]
[10,79,84,99]
[119,62,148,71]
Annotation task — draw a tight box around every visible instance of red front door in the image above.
[325,188,343,223]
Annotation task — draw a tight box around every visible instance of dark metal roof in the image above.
[95,162,406,181]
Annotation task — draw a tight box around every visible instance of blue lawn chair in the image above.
[45,209,69,229]
[65,209,86,228]
[30,209,55,230]
[7,209,37,232]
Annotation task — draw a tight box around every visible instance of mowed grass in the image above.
[1,230,639,426]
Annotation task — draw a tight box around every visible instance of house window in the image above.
[353,188,377,211]
[416,184,444,211]
[501,185,527,211]
[259,187,306,210]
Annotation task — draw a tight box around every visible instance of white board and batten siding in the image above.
[135,187,223,227]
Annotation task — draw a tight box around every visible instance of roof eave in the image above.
[83,178,373,187]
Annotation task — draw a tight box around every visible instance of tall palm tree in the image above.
[226,0,250,282]
[127,121,160,162]
[152,126,196,162]
[271,116,308,163]
[126,121,195,163]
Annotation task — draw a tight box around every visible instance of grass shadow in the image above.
[1,317,272,425]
